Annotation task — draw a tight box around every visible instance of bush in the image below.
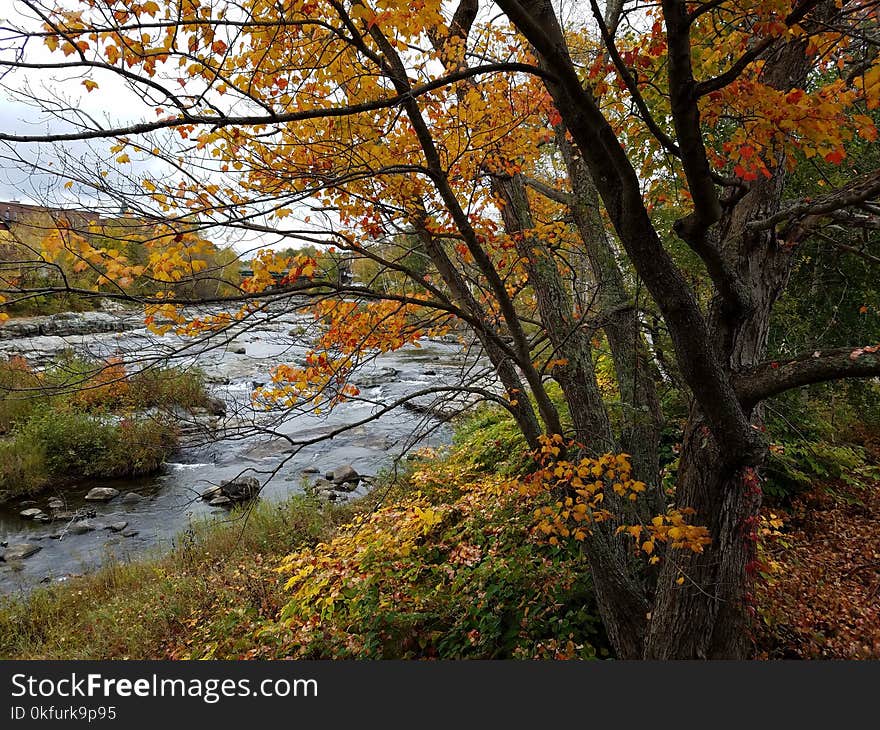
[0,357,43,434]
[126,366,209,411]
[0,411,178,501]
[0,354,208,502]
[451,405,531,476]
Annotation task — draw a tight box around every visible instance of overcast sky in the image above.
[0,2,277,253]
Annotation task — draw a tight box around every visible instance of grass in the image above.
[0,406,608,660]
[0,495,360,659]
[3,397,876,661]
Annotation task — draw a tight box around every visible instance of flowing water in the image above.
[0,304,476,596]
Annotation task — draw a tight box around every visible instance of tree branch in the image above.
[0,63,553,143]
[735,346,880,406]
[747,167,880,232]
[521,175,573,205]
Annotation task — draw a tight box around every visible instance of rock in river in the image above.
[84,487,119,502]
[69,521,97,535]
[219,476,260,503]
[120,492,143,504]
[201,485,223,500]
[105,521,129,533]
[19,508,46,520]
[205,396,227,416]
[47,498,64,510]
[1,543,41,561]
[209,495,232,507]
[327,465,360,487]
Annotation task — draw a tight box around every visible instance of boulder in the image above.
[52,511,76,522]
[231,346,247,355]
[219,476,260,503]
[121,529,139,538]
[1,543,41,561]
[120,492,143,504]
[105,521,128,533]
[329,465,360,487]
[208,495,232,507]
[301,466,320,475]
[353,367,398,389]
[84,487,119,502]
[201,485,223,500]
[19,508,45,520]
[205,396,227,416]
[47,498,64,510]
[69,521,97,535]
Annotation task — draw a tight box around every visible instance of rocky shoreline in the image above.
[0,308,143,341]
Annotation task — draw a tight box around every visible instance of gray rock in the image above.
[354,367,398,388]
[301,466,320,474]
[219,476,260,503]
[330,465,360,486]
[121,529,139,538]
[105,521,128,532]
[20,508,45,520]
[84,487,119,502]
[201,485,223,500]
[205,396,227,416]
[120,492,143,504]
[69,521,97,535]
[231,346,246,355]
[1,543,41,561]
[209,495,232,507]
[47,498,64,510]
[52,510,76,522]
[34,513,52,523]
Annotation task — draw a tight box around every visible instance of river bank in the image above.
[0,305,471,595]
[0,406,608,660]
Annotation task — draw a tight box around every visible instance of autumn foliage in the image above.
[1,0,879,659]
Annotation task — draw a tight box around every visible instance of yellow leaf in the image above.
[116,154,131,164]
[82,79,99,92]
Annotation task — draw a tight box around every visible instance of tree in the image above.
[0,0,878,658]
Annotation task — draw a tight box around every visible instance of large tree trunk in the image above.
[644,413,762,658]
[643,37,812,658]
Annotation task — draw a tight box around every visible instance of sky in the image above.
[0,1,287,253]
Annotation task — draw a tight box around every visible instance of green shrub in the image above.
[764,439,879,500]
[0,411,178,500]
[452,405,531,476]
[127,366,208,411]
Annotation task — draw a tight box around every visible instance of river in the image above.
[0,302,477,596]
